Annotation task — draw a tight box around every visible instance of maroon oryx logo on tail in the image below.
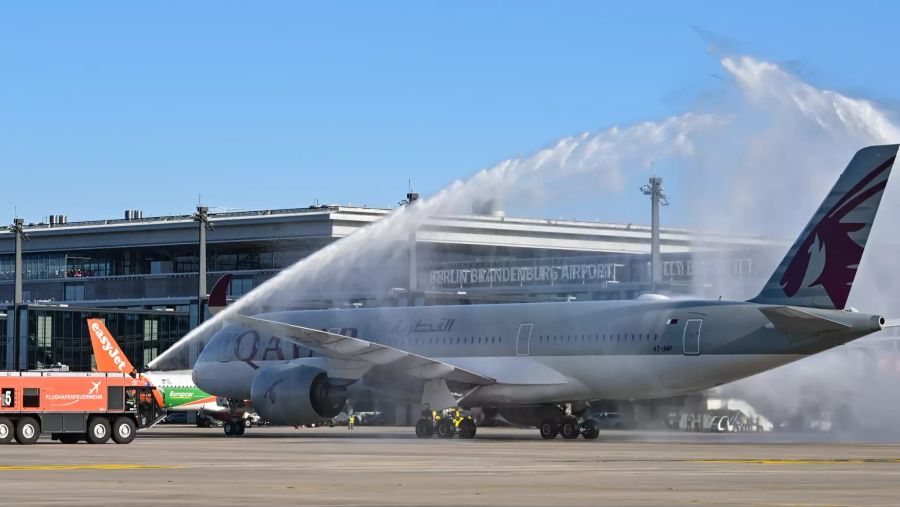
[780,156,895,308]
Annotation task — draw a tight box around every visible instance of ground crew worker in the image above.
[348,414,355,430]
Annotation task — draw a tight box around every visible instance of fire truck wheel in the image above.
[112,417,137,444]
[15,417,40,445]
[0,417,13,444]
[86,417,111,444]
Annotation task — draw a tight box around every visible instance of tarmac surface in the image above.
[2,425,900,506]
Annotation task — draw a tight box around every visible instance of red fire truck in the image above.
[0,371,165,445]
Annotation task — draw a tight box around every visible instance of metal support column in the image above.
[12,218,24,306]
[641,177,667,292]
[403,191,419,306]
[192,206,214,326]
[8,218,28,370]
[408,231,417,305]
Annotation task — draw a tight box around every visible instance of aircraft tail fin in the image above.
[208,273,233,315]
[87,318,136,374]
[751,145,898,309]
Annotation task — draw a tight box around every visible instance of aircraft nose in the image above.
[193,325,238,387]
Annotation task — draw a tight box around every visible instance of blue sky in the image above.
[2,2,898,225]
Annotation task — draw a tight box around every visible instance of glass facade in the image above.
[0,313,6,370]
[0,243,322,281]
[1,307,189,372]
[0,254,67,280]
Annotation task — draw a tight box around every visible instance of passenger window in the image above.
[23,388,40,408]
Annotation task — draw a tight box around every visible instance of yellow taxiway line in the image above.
[0,464,182,471]
[692,458,900,465]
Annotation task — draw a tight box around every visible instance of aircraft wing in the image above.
[233,314,495,386]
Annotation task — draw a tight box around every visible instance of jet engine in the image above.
[250,364,348,425]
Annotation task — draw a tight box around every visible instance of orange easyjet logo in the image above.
[88,319,134,373]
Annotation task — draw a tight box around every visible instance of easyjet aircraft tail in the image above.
[752,144,898,309]
[87,318,136,374]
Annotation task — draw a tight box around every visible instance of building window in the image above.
[37,315,52,350]
[144,319,159,340]
[64,284,85,301]
[143,347,158,364]
[228,277,254,297]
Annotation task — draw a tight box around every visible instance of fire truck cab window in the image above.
[23,387,40,408]
[125,388,138,411]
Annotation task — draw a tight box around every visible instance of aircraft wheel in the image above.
[234,422,246,436]
[415,418,434,438]
[112,417,137,444]
[86,417,111,444]
[458,419,477,439]
[581,419,600,440]
[561,419,580,440]
[539,419,558,439]
[0,417,13,444]
[196,417,212,428]
[15,417,40,445]
[436,419,455,439]
[224,422,235,436]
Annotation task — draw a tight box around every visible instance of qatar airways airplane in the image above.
[190,145,898,440]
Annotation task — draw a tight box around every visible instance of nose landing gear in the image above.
[224,420,246,437]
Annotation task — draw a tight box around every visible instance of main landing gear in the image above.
[539,417,600,440]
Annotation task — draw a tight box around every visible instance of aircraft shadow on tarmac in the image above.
[136,427,889,444]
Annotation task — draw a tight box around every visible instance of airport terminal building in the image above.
[1,205,781,372]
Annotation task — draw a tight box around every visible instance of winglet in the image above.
[208,273,233,315]
[87,318,135,373]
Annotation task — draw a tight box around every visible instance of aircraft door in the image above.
[682,319,702,355]
[516,323,534,356]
